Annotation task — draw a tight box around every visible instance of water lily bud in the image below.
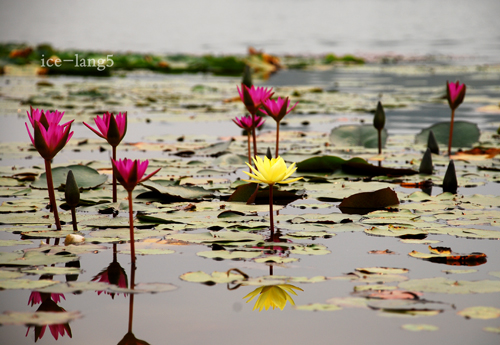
[427,130,439,154]
[64,170,80,208]
[266,147,273,160]
[442,160,458,194]
[242,65,252,88]
[419,148,433,174]
[373,101,385,131]
[64,234,85,245]
[446,81,466,111]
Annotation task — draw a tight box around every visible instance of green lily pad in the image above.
[254,256,299,264]
[140,181,212,201]
[22,267,82,275]
[398,277,500,294]
[32,165,108,190]
[401,324,439,332]
[0,310,82,326]
[294,303,342,311]
[415,121,480,147]
[120,248,175,255]
[330,124,388,148]
[0,278,58,290]
[457,306,500,319]
[296,156,368,172]
[0,239,34,246]
[180,271,246,284]
[197,250,261,260]
[290,244,331,256]
[0,270,25,280]
[0,251,78,266]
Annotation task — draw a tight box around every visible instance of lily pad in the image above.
[0,310,82,326]
[32,165,108,190]
[294,303,342,311]
[457,306,500,319]
[401,324,439,332]
[415,121,480,147]
[330,124,388,148]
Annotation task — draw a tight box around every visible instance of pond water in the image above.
[1,0,500,63]
[1,63,500,345]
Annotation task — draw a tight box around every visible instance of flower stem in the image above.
[269,185,274,238]
[448,109,455,156]
[128,191,136,266]
[275,122,280,158]
[44,159,61,230]
[251,114,257,160]
[112,146,117,203]
[247,132,252,172]
[378,128,382,155]
[70,207,78,231]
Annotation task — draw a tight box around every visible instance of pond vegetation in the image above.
[0,53,500,344]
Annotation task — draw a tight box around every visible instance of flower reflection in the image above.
[117,332,150,345]
[28,275,66,307]
[243,284,303,311]
[25,298,72,342]
[117,262,150,345]
[92,244,128,298]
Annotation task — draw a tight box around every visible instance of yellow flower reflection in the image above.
[243,156,302,186]
[243,284,303,311]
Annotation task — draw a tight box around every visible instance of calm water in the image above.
[1,0,500,62]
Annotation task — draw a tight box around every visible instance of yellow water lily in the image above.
[243,284,304,311]
[242,156,302,185]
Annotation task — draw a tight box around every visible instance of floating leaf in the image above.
[120,248,175,255]
[197,250,261,260]
[415,121,480,147]
[0,278,58,290]
[294,303,342,311]
[457,306,500,319]
[401,324,439,332]
[296,156,367,172]
[140,181,212,201]
[330,124,388,148]
[399,277,500,294]
[180,271,246,284]
[339,187,399,213]
[32,165,108,190]
[0,310,82,326]
[409,248,487,266]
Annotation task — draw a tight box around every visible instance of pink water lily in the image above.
[445,80,466,156]
[234,115,266,167]
[85,112,127,202]
[237,84,274,115]
[261,97,298,123]
[233,114,265,131]
[111,158,160,265]
[111,158,160,193]
[446,81,466,111]
[26,120,74,161]
[260,97,298,157]
[84,111,127,147]
[25,114,74,231]
[236,84,274,160]
[27,107,65,129]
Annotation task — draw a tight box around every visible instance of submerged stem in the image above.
[44,159,61,230]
